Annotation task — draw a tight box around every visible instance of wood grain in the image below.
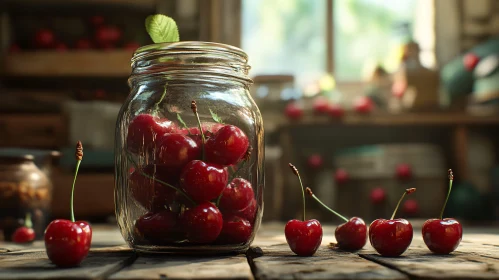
[109,254,253,280]
[249,243,407,280]
[362,250,499,280]
[0,248,134,279]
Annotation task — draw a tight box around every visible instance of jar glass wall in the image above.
[114,42,264,253]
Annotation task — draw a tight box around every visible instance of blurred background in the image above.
[0,0,498,235]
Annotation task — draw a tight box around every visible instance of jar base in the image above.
[132,244,250,255]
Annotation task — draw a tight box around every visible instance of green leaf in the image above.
[145,14,179,43]
[209,108,224,124]
[176,113,189,130]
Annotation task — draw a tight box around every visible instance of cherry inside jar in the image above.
[115,41,264,253]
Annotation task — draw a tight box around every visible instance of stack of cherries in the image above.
[285,166,463,258]
[127,101,256,245]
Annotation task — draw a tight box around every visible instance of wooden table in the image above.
[1,222,498,280]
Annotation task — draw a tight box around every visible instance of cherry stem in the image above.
[70,159,81,223]
[24,213,33,229]
[154,85,167,112]
[391,188,416,220]
[306,187,348,222]
[140,171,196,205]
[71,141,83,223]
[289,163,306,221]
[126,153,196,205]
[191,101,206,160]
[440,169,454,219]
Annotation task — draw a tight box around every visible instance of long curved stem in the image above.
[70,160,81,223]
[391,188,416,220]
[307,188,348,222]
[297,174,306,221]
[289,163,306,221]
[139,171,195,205]
[440,169,454,219]
[191,101,206,160]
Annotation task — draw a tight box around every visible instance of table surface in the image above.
[1,222,498,280]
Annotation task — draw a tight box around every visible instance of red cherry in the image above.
[312,96,330,114]
[463,53,480,71]
[34,29,55,49]
[403,199,419,216]
[285,219,323,256]
[205,125,249,166]
[89,15,105,27]
[12,226,35,243]
[334,168,349,185]
[95,25,122,47]
[124,42,141,51]
[225,198,257,225]
[75,38,93,50]
[306,187,366,251]
[136,210,180,243]
[285,164,323,256]
[370,187,386,204]
[127,114,178,153]
[422,218,462,254]
[219,178,254,212]
[307,154,323,169]
[238,198,257,223]
[327,103,344,118]
[44,219,92,267]
[284,102,303,120]
[155,133,200,168]
[129,166,177,211]
[369,188,416,257]
[180,160,228,203]
[335,217,367,251]
[217,215,252,244]
[396,163,412,180]
[55,42,68,52]
[422,169,462,254]
[181,202,223,243]
[354,96,374,114]
[369,218,413,257]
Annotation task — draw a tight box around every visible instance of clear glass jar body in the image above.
[115,42,264,253]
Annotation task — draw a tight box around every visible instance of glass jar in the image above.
[115,41,264,253]
[0,155,52,241]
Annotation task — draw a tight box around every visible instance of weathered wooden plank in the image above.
[361,248,499,280]
[249,243,407,280]
[0,247,134,279]
[109,254,253,280]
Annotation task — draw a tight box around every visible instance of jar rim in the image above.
[130,41,252,85]
[133,41,248,62]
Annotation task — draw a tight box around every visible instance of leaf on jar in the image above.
[145,14,179,43]
[209,108,224,124]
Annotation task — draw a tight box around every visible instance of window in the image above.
[242,0,432,86]
[242,0,326,87]
[334,0,418,81]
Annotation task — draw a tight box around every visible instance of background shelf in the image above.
[2,51,134,77]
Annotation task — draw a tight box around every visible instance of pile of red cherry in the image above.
[9,16,139,53]
[284,95,374,121]
[285,166,463,258]
[127,101,256,245]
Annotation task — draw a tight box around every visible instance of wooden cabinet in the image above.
[0,114,66,148]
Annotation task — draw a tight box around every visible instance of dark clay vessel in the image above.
[0,155,52,241]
